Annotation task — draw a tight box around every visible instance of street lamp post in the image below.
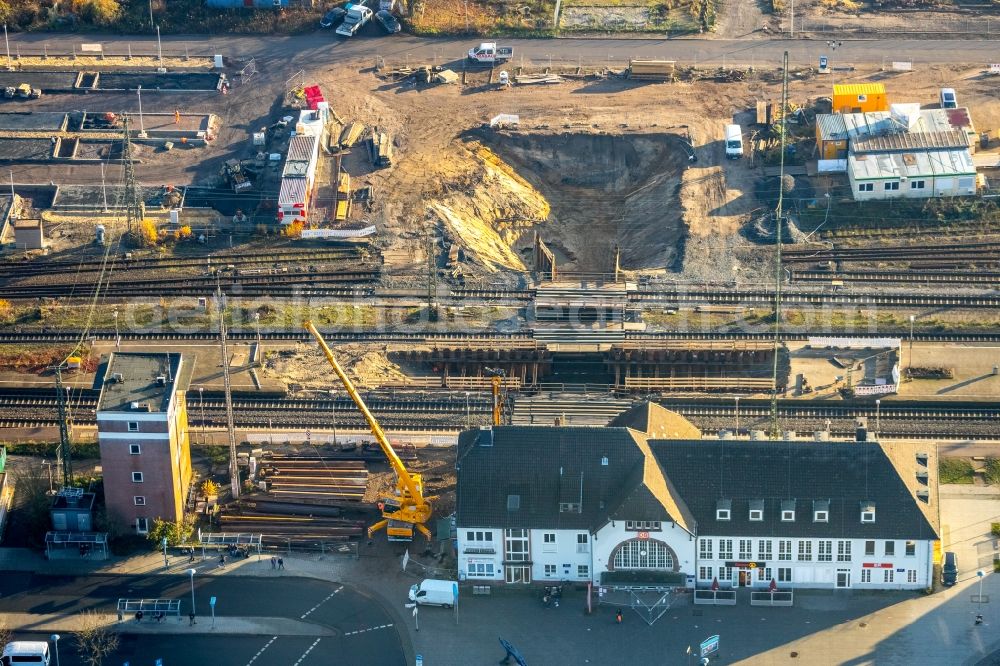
[50,634,60,666]
[199,387,205,445]
[156,25,162,62]
[113,309,120,349]
[875,399,881,440]
[253,311,261,345]
[162,536,169,568]
[137,85,146,137]
[3,24,10,70]
[978,570,985,613]
[734,397,740,435]
[908,315,915,374]
[465,392,471,429]
[188,568,197,618]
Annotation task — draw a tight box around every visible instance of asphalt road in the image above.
[5,30,1000,68]
[0,572,406,666]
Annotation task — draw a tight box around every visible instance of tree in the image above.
[12,462,54,549]
[73,609,119,666]
[0,298,13,321]
[146,517,193,548]
[137,219,158,247]
[73,0,121,26]
[0,622,11,650]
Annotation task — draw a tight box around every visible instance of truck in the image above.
[725,124,744,159]
[336,3,373,37]
[467,42,513,65]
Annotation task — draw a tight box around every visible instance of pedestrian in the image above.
[278,557,284,570]
[189,612,197,626]
[135,610,143,623]
[616,609,623,624]
[189,550,196,564]
[219,554,226,568]
[271,556,276,570]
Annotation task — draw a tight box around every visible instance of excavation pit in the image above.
[478,130,692,274]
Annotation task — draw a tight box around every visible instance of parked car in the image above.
[374,10,401,34]
[1,641,51,665]
[408,579,457,607]
[940,88,958,109]
[336,3,373,37]
[320,7,347,28]
[942,551,958,586]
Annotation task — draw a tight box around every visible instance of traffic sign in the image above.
[453,582,459,600]
[155,660,163,666]
[416,656,423,666]
[210,596,217,607]
[700,634,720,658]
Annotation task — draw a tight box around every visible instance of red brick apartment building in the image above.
[96,352,193,534]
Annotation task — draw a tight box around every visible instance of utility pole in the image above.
[216,287,240,499]
[53,366,73,486]
[425,232,436,321]
[769,51,790,440]
[121,116,144,238]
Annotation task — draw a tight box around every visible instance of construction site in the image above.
[0,30,996,626]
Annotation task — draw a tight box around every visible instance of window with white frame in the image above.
[837,541,852,562]
[883,569,894,583]
[698,566,712,581]
[885,541,895,556]
[798,541,813,562]
[749,509,763,521]
[884,181,900,191]
[718,566,733,583]
[625,521,661,531]
[861,569,871,583]
[778,540,792,561]
[910,180,926,190]
[905,541,916,556]
[716,508,730,521]
[861,510,875,523]
[758,540,772,560]
[818,541,833,562]
[777,567,792,583]
[865,540,876,556]
[133,496,145,506]
[129,444,141,455]
[858,183,874,193]
[542,533,557,552]
[576,533,589,554]
[613,540,674,570]
[132,472,143,483]
[781,510,795,522]
[467,561,495,578]
[136,517,149,534]
[738,539,752,559]
[699,538,713,560]
[466,530,494,543]
[814,510,829,523]
[577,565,589,578]
[764,567,772,582]
[907,570,917,584]
[504,529,529,562]
[127,422,139,432]
[543,564,556,577]
[718,539,733,560]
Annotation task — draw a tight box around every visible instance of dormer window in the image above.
[813,500,830,523]
[860,501,875,523]
[560,502,581,514]
[716,499,732,521]
[748,499,764,522]
[780,499,796,522]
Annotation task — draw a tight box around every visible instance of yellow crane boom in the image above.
[305,321,433,541]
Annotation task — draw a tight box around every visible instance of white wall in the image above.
[456,527,503,582]
[695,536,933,590]
[530,529,593,583]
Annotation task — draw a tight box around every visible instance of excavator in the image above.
[306,321,435,542]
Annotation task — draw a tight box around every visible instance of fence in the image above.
[117,599,182,618]
[693,589,737,605]
[790,16,999,36]
[750,590,794,606]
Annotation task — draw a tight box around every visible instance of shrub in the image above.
[201,479,220,497]
[992,523,1000,538]
[146,518,193,547]
[137,219,158,247]
[939,458,975,484]
[995,559,1000,574]
[984,458,1000,485]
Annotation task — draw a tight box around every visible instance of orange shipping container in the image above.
[832,83,888,114]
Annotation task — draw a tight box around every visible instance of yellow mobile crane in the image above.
[306,321,434,542]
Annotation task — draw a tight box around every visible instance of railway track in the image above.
[791,270,1000,285]
[0,329,998,344]
[1,389,995,439]
[782,242,1000,264]
[631,289,1000,309]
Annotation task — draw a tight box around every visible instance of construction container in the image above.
[627,59,676,80]
[832,83,888,114]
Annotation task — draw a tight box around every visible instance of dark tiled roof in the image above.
[455,426,692,533]
[652,440,937,540]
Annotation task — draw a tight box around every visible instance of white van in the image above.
[2,642,51,665]
[725,124,744,159]
[408,579,457,607]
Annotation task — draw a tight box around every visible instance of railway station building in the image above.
[455,403,938,592]
[96,352,193,535]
